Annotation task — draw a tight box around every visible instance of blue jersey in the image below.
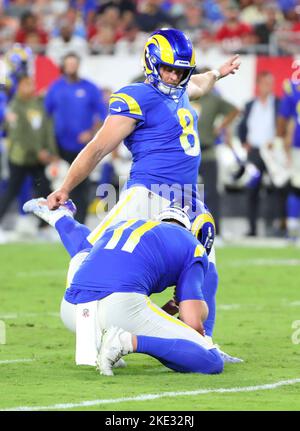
[65,219,208,304]
[278,79,300,149]
[109,83,201,188]
[45,77,107,153]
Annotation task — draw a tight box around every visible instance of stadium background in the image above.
[0,0,300,413]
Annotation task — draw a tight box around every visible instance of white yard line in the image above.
[217,304,241,311]
[228,259,300,267]
[2,378,300,411]
[0,303,279,320]
[288,301,300,307]
[0,299,296,322]
[0,312,59,319]
[0,359,35,365]
[0,306,241,320]
[15,259,300,277]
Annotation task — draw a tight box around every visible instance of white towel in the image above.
[75,301,100,366]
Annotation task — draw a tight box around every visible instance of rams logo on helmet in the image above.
[191,212,216,256]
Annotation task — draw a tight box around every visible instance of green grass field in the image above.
[0,243,299,411]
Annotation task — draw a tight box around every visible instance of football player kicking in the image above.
[23,198,224,375]
[46,28,242,362]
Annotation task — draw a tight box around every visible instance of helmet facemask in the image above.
[146,56,194,98]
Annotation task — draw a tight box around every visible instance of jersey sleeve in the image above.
[175,243,209,302]
[108,85,145,124]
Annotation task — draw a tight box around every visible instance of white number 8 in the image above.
[177,108,200,156]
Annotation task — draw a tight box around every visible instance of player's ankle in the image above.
[131,335,137,352]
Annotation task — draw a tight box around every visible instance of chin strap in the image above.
[155,79,185,98]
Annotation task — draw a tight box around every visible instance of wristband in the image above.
[211,69,221,81]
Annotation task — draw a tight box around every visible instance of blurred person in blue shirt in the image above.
[45,52,107,223]
[69,0,98,25]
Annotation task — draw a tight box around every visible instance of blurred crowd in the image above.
[0,0,300,60]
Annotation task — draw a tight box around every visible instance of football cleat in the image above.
[113,358,127,369]
[23,197,77,227]
[97,327,133,376]
[215,345,244,363]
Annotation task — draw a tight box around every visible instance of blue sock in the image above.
[55,216,92,257]
[202,262,218,337]
[287,193,300,218]
[136,335,223,374]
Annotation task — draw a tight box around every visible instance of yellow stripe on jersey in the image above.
[152,34,174,64]
[104,218,139,250]
[283,79,292,95]
[109,93,142,116]
[87,189,137,245]
[145,297,196,331]
[121,220,160,253]
[194,244,205,258]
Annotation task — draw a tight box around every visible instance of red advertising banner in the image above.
[34,55,60,95]
[256,56,294,97]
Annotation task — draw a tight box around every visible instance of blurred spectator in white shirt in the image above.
[114,22,148,55]
[176,0,211,44]
[0,11,18,50]
[47,17,89,65]
[88,6,122,55]
[240,0,267,25]
[215,3,255,53]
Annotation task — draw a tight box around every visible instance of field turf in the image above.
[0,243,299,411]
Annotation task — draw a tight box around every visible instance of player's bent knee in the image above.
[60,298,76,333]
[66,251,89,287]
[194,348,224,375]
[207,349,224,374]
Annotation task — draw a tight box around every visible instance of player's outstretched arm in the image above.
[187,54,241,101]
[47,115,136,209]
